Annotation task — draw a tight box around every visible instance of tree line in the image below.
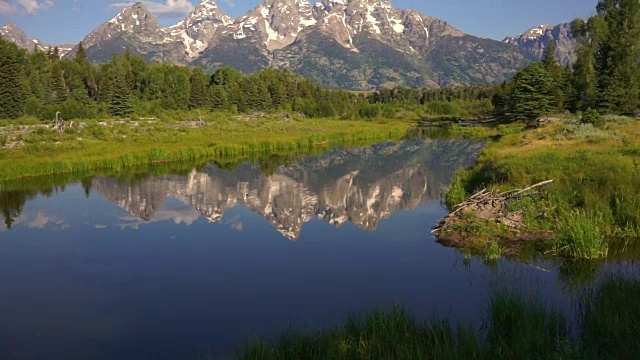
[0,41,426,121]
[0,0,637,123]
[492,0,640,122]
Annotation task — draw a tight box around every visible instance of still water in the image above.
[0,139,605,359]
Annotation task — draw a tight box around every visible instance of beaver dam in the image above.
[433,180,554,254]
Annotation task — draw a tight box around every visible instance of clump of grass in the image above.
[484,241,504,261]
[242,276,640,360]
[580,276,640,359]
[555,210,608,259]
[445,176,467,210]
[485,291,570,359]
[240,307,481,360]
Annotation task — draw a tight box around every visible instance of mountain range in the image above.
[1,0,577,90]
[0,23,73,57]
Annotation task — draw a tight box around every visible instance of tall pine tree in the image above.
[189,67,208,109]
[0,39,26,119]
[594,0,640,113]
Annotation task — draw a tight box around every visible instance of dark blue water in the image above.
[0,139,592,360]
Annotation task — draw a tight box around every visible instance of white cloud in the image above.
[0,2,18,14]
[0,0,53,15]
[110,0,193,17]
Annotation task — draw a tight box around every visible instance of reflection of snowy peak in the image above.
[93,140,482,240]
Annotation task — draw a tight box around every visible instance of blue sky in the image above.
[0,0,597,44]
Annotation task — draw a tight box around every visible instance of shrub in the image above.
[580,108,605,128]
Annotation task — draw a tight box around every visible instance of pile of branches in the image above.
[433,180,554,235]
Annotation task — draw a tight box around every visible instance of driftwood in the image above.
[197,111,206,127]
[432,180,554,235]
[52,111,65,132]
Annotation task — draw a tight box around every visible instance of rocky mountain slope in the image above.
[3,0,557,89]
[503,23,576,65]
[92,139,482,240]
[0,23,72,57]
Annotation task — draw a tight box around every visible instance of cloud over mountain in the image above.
[0,0,53,15]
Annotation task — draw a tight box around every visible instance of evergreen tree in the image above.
[593,0,640,113]
[104,56,132,116]
[209,85,228,111]
[75,42,87,65]
[47,60,68,104]
[543,40,566,110]
[189,67,208,109]
[49,46,60,61]
[0,39,26,119]
[509,62,553,122]
[570,18,599,111]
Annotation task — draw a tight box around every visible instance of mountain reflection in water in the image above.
[89,139,482,239]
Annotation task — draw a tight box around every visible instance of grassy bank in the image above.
[240,275,640,360]
[438,116,640,260]
[0,114,410,183]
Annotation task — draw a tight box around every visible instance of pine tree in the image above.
[0,39,27,119]
[75,42,87,65]
[542,40,566,111]
[108,63,132,117]
[509,62,553,122]
[47,60,68,104]
[209,85,228,111]
[189,67,208,109]
[593,0,640,113]
[48,46,60,61]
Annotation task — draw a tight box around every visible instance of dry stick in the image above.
[508,180,554,198]
[469,188,487,200]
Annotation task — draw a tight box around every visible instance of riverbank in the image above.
[0,114,410,183]
[437,115,640,260]
[240,275,640,360]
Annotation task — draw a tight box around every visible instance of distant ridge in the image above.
[3,0,571,89]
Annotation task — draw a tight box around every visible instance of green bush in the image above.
[580,108,606,128]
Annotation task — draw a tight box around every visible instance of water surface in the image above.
[0,138,615,360]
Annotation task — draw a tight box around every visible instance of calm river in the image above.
[0,138,625,359]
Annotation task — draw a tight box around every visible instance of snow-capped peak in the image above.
[170,0,233,58]
[107,2,162,33]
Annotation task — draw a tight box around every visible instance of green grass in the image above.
[484,241,504,261]
[239,276,640,360]
[442,116,640,259]
[555,210,608,259]
[0,116,410,182]
[580,276,640,359]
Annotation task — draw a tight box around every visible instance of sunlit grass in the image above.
[0,116,410,181]
[444,117,640,259]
